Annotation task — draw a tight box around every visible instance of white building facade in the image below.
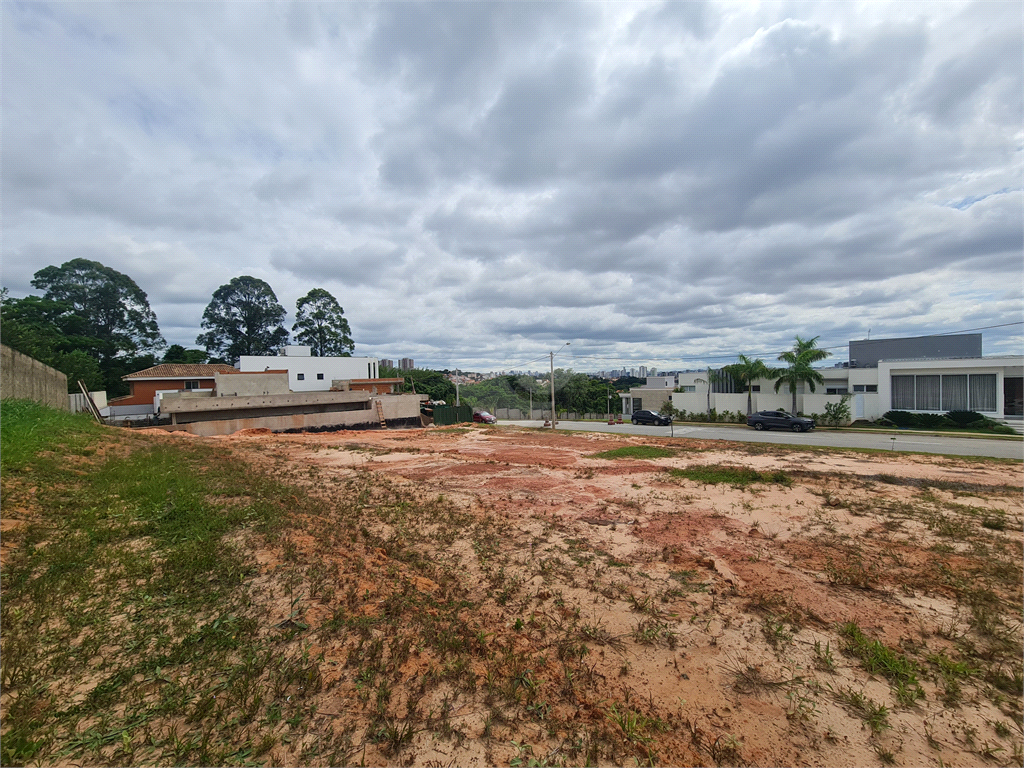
[239,346,380,392]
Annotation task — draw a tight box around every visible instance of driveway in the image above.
[501,420,1024,460]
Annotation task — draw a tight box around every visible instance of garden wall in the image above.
[1,344,68,410]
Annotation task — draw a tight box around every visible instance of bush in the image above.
[823,396,852,428]
[916,413,955,429]
[946,410,985,426]
[883,411,918,428]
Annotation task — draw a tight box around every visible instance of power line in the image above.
[483,320,1024,372]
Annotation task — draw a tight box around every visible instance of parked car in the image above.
[747,410,815,432]
[631,409,672,426]
[473,411,497,424]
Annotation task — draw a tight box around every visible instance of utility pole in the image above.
[455,368,460,407]
[549,342,569,429]
[550,352,555,428]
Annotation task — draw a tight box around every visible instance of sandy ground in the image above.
[154,423,1023,766]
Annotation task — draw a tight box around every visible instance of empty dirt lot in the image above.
[182,422,1023,767]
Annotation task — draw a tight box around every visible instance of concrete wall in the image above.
[803,394,849,419]
[671,392,709,414]
[238,355,380,392]
[714,393,748,414]
[174,394,423,436]
[1,344,69,409]
[755,393,794,412]
[214,371,290,397]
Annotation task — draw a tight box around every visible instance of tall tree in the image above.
[162,344,209,364]
[292,288,354,356]
[724,354,777,415]
[30,258,164,362]
[196,276,288,363]
[1,290,107,392]
[775,335,832,414]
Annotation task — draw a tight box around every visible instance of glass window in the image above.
[633,398,642,411]
[969,374,996,412]
[915,376,940,411]
[184,380,200,390]
[317,373,324,380]
[891,376,915,410]
[853,385,865,392]
[297,373,305,381]
[941,374,968,411]
[866,385,877,393]
[681,385,695,393]
[751,385,760,392]
[826,387,849,395]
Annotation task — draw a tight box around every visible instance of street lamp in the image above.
[550,342,570,429]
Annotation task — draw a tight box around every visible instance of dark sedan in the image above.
[473,411,497,424]
[747,410,815,432]
[631,409,672,426]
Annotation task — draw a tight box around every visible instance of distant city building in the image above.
[399,358,414,371]
[639,366,647,378]
[380,359,394,369]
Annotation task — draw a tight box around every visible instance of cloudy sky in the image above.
[3,1,1021,372]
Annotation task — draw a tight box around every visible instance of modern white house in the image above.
[620,334,1022,427]
[238,346,380,392]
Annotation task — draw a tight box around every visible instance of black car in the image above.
[747,410,815,432]
[631,409,672,426]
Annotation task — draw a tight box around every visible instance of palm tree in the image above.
[724,354,777,415]
[774,336,832,414]
[694,366,726,417]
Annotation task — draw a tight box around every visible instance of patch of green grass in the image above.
[0,401,312,766]
[0,398,103,473]
[668,463,792,487]
[840,622,924,704]
[590,445,675,460]
[831,686,891,733]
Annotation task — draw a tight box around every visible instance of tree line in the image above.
[1,259,355,397]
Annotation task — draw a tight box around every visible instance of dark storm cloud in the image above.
[2,1,1020,369]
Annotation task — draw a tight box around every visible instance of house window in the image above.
[633,398,642,412]
[826,388,848,395]
[317,373,324,380]
[941,375,968,411]
[297,373,305,381]
[892,376,915,409]
[751,385,760,392]
[183,380,201,390]
[915,376,940,411]
[969,374,996,412]
[853,385,878,393]
[681,385,695,393]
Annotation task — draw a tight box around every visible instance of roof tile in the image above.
[123,364,238,379]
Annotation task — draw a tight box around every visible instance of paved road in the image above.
[502,420,1024,460]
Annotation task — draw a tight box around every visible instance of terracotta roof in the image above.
[123,364,238,379]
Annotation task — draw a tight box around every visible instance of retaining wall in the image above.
[1,344,69,410]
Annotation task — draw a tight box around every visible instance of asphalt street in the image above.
[502,420,1024,460]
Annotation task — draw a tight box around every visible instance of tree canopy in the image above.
[775,335,831,414]
[162,344,208,364]
[2,286,145,395]
[31,258,164,361]
[196,276,289,363]
[292,288,354,357]
[724,354,777,415]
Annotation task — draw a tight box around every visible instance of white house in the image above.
[657,334,1023,426]
[238,346,380,392]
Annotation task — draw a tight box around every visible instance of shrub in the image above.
[823,396,852,428]
[946,410,985,427]
[883,411,917,428]
[915,413,955,429]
